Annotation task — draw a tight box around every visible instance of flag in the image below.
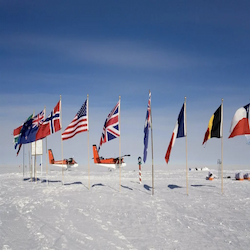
[165,103,186,164]
[229,103,250,138]
[98,100,120,150]
[13,125,23,148]
[62,99,88,140]
[13,114,33,148]
[36,100,61,140]
[203,105,222,144]
[18,110,45,144]
[143,92,151,163]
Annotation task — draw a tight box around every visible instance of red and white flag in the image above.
[36,100,61,140]
[229,103,250,138]
[62,99,88,140]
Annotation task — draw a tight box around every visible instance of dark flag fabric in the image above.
[143,92,151,163]
[62,99,88,140]
[165,104,186,164]
[36,100,61,140]
[98,100,120,151]
[13,114,33,149]
[203,105,222,144]
[18,110,45,144]
[229,103,250,138]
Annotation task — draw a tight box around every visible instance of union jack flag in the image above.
[36,100,61,140]
[98,100,120,151]
[32,110,45,128]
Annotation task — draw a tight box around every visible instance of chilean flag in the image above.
[229,103,250,138]
[165,103,186,164]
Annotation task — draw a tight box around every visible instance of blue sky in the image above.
[1,1,250,169]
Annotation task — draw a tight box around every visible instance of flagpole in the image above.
[30,143,32,180]
[46,137,48,185]
[221,98,224,194]
[23,144,25,179]
[87,94,90,189]
[150,90,154,195]
[185,97,188,195]
[119,96,122,191]
[60,95,64,185]
[32,110,35,182]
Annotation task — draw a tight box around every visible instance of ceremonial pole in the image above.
[30,143,32,180]
[221,98,224,194]
[46,137,48,185]
[23,144,25,178]
[119,96,122,191]
[185,97,188,195]
[35,140,37,182]
[150,90,154,195]
[87,94,90,189]
[60,95,64,185]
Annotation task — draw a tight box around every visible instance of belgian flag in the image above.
[203,105,222,144]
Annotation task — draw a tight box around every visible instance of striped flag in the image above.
[203,105,222,144]
[62,99,88,140]
[165,103,186,164]
[229,103,250,138]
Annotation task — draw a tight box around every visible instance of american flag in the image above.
[36,100,61,140]
[62,99,88,140]
[143,91,151,163]
[99,100,120,150]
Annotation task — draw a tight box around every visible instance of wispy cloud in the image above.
[1,34,224,71]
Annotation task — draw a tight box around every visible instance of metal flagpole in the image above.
[185,97,188,195]
[221,98,224,194]
[29,147,31,180]
[119,96,122,191]
[150,90,154,195]
[46,137,48,185]
[60,95,64,185]
[87,94,90,189]
[35,140,37,183]
[22,145,24,178]
[30,143,32,180]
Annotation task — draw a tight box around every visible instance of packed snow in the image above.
[0,165,250,250]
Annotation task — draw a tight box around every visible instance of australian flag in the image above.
[98,100,120,151]
[143,92,151,163]
[18,110,45,144]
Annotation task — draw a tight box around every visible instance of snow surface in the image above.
[0,166,250,250]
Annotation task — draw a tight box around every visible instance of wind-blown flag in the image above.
[98,100,120,150]
[36,100,61,140]
[13,114,33,156]
[165,103,186,164]
[13,114,33,147]
[229,103,250,138]
[203,105,222,144]
[62,99,88,140]
[18,110,45,144]
[143,92,151,163]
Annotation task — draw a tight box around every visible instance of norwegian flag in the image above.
[36,100,61,140]
[98,100,120,151]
